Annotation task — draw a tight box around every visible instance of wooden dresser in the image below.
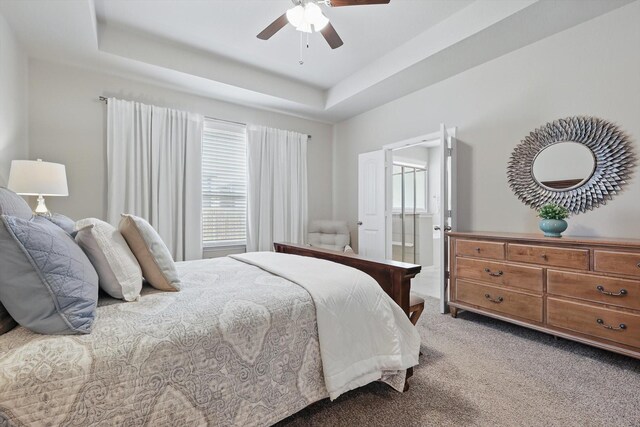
[448,232,640,359]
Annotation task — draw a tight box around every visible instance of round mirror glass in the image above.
[532,142,596,190]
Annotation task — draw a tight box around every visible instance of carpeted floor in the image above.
[277,297,640,427]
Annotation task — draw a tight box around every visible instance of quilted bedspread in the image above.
[0,257,330,426]
[232,252,420,400]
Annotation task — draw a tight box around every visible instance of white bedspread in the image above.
[231,252,421,400]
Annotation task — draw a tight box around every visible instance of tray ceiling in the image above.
[0,0,633,122]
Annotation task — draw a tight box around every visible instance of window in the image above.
[202,118,247,247]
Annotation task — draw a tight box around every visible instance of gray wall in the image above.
[0,13,28,186]
[28,59,334,224]
[334,1,640,251]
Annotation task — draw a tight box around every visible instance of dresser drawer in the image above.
[547,297,640,348]
[456,280,543,322]
[456,239,505,260]
[507,244,589,270]
[456,257,543,293]
[594,250,640,278]
[547,270,640,310]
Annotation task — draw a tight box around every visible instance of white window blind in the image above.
[202,118,247,247]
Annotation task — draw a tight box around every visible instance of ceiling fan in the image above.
[257,0,391,50]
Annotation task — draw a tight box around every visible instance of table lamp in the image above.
[8,159,69,216]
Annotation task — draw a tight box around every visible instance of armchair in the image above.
[307,220,351,252]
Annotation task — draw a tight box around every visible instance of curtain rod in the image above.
[98,96,311,139]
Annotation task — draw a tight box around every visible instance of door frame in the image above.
[383,126,457,312]
[382,127,456,258]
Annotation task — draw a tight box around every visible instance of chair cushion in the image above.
[308,220,351,251]
[119,214,180,292]
[75,218,143,301]
[0,187,32,220]
[0,215,99,334]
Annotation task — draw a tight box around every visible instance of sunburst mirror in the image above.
[507,116,636,214]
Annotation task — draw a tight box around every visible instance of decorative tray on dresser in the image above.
[448,231,640,359]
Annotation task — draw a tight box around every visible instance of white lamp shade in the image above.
[312,14,329,31]
[304,3,325,26]
[296,21,313,33]
[286,5,304,27]
[8,160,69,196]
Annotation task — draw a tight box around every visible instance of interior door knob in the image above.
[434,226,441,231]
[357,221,363,226]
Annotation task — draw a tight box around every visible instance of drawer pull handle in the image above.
[484,293,503,303]
[596,285,628,297]
[596,318,627,331]
[475,247,481,253]
[540,254,548,260]
[484,268,503,277]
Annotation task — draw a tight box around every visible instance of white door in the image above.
[358,150,386,260]
[437,124,457,314]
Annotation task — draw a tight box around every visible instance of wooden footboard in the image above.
[273,242,421,316]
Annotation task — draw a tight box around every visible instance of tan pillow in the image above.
[119,214,180,291]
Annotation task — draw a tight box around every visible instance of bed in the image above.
[0,249,421,426]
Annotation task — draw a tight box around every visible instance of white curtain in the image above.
[247,125,308,252]
[106,98,203,261]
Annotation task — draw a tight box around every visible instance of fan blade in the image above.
[257,13,289,40]
[320,22,344,49]
[330,0,390,7]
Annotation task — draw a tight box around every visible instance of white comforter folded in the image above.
[230,252,421,400]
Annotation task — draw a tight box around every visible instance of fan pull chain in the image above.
[299,32,304,65]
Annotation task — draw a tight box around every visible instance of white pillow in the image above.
[75,218,143,301]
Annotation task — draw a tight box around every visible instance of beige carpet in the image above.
[277,297,640,427]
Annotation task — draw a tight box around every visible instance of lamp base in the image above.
[34,195,51,217]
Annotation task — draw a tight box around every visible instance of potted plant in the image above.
[538,203,569,237]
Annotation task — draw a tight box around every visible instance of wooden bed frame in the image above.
[273,242,421,316]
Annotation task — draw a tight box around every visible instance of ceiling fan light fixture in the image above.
[258,0,355,50]
[303,3,322,22]
[286,5,305,27]
[287,2,330,33]
[312,13,329,31]
[296,21,313,33]
[304,3,329,30]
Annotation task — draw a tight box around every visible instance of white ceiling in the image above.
[0,0,635,123]
[95,0,473,89]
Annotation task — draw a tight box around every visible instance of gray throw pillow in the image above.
[45,213,77,236]
[0,215,99,334]
[0,187,32,220]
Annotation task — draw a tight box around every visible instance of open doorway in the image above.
[357,125,455,313]
[390,141,442,298]
[383,125,456,313]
